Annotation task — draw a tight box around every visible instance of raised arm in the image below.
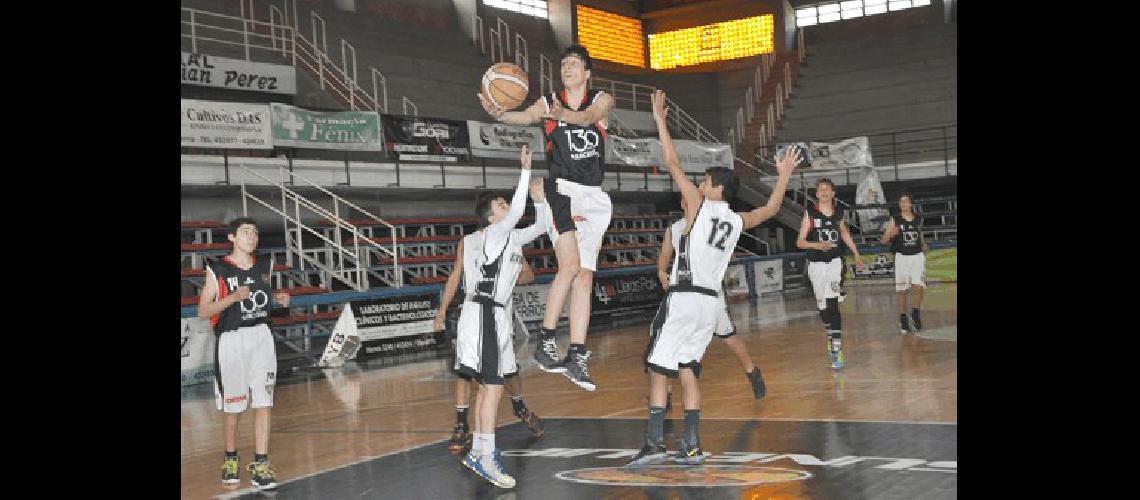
[486,145,534,241]
[548,91,614,127]
[515,178,550,245]
[433,240,465,332]
[739,145,803,230]
[657,226,675,290]
[478,94,547,126]
[650,90,701,221]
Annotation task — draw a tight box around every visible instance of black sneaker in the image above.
[448,422,471,455]
[534,335,566,373]
[562,350,596,391]
[674,438,704,465]
[626,437,668,466]
[747,368,767,399]
[513,406,545,437]
[899,314,912,335]
[911,308,923,332]
[247,460,277,491]
[221,455,239,484]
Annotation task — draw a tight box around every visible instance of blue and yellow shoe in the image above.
[247,460,277,491]
[829,347,845,370]
[221,455,239,484]
[674,438,704,465]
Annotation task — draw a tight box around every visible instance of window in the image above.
[484,0,548,19]
[795,0,928,27]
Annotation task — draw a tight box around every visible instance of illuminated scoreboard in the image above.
[575,5,646,68]
[648,15,775,70]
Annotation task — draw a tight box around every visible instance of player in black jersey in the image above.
[797,179,864,369]
[197,218,290,491]
[880,193,928,334]
[478,45,614,391]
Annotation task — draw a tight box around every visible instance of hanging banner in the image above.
[605,136,732,172]
[807,136,872,170]
[181,99,272,149]
[181,317,216,386]
[591,271,666,317]
[270,103,382,150]
[855,167,892,233]
[381,114,471,162]
[754,258,784,294]
[351,293,445,358]
[467,121,545,160]
[181,52,297,94]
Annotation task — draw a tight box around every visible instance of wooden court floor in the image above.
[180,283,957,499]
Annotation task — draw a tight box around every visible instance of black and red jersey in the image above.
[542,89,607,187]
[204,255,273,334]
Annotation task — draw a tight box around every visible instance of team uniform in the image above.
[455,186,548,385]
[804,204,846,310]
[540,89,613,272]
[666,218,737,338]
[892,213,925,291]
[645,201,742,377]
[206,255,277,414]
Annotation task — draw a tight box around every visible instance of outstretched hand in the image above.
[776,145,804,176]
[650,90,669,124]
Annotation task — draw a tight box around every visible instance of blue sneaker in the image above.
[829,347,845,370]
[477,449,516,488]
[461,450,485,477]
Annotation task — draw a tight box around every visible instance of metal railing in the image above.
[181,7,295,61]
[239,165,402,291]
[587,76,720,144]
[538,53,554,98]
[402,96,418,117]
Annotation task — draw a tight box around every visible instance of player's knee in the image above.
[573,269,593,287]
[556,259,581,278]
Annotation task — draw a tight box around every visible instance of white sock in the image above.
[470,433,487,455]
[482,433,496,456]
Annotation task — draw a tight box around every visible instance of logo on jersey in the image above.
[240,289,270,315]
[224,395,248,404]
[817,229,839,243]
[902,232,918,244]
[565,130,600,160]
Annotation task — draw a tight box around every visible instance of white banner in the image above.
[754,259,783,294]
[181,317,216,386]
[605,136,732,173]
[467,121,546,160]
[181,52,297,94]
[318,305,362,367]
[724,264,750,297]
[181,99,272,149]
[855,167,891,233]
[808,136,872,170]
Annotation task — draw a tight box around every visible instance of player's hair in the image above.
[815,178,836,191]
[898,192,914,203]
[474,191,504,228]
[227,217,258,235]
[705,167,740,200]
[562,45,593,70]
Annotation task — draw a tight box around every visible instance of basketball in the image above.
[481,62,529,111]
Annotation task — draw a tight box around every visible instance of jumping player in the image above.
[629,91,800,466]
[450,145,548,488]
[478,45,613,391]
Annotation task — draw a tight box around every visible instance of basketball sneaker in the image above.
[911,308,923,332]
[475,450,516,488]
[747,368,767,399]
[627,437,668,466]
[221,455,239,484]
[448,422,471,455]
[513,405,544,437]
[674,438,704,465]
[829,347,845,370]
[900,314,913,334]
[534,335,566,373]
[247,460,277,491]
[562,350,596,391]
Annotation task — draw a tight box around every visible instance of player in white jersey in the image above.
[434,228,545,457]
[629,91,802,466]
[446,145,548,489]
[658,220,767,399]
